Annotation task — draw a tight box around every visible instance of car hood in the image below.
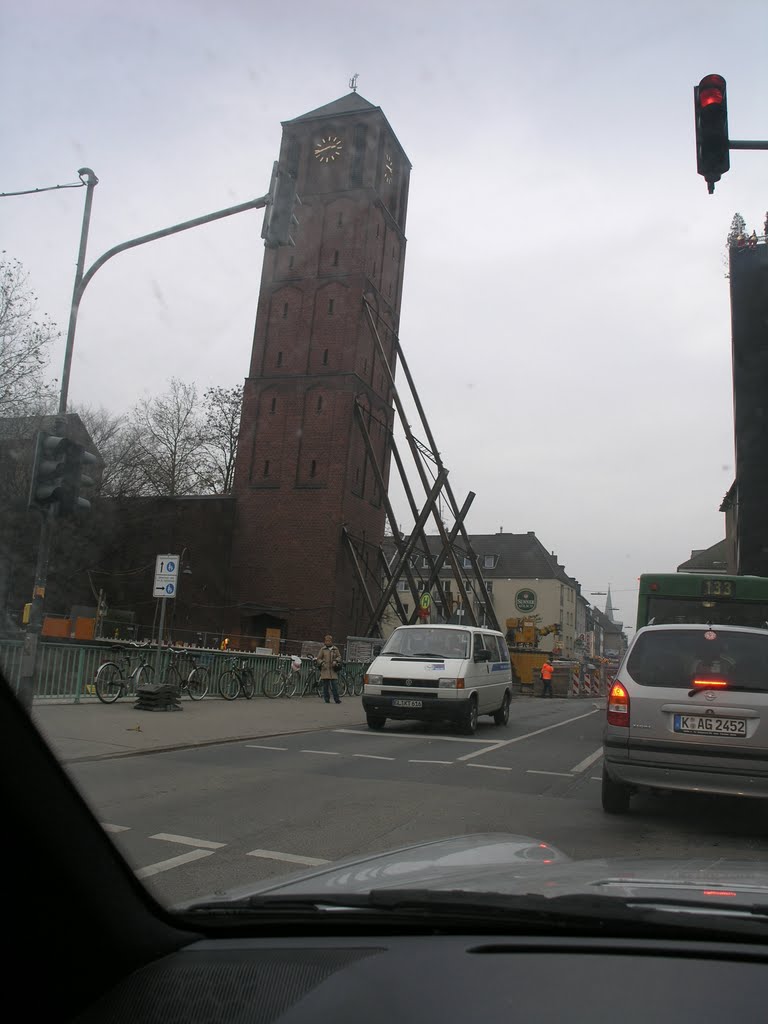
[177,833,768,908]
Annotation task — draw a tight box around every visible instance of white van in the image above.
[362,624,512,734]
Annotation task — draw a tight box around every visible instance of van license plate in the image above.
[393,699,423,708]
[673,715,746,737]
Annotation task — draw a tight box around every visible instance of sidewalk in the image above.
[32,695,367,764]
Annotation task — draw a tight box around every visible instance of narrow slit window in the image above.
[263,460,270,477]
[372,261,376,276]
[328,298,334,314]
[289,255,294,268]
[270,396,276,413]
[363,357,368,372]
[282,302,288,318]
[310,459,317,478]
[337,212,343,227]
[316,395,323,413]
[376,224,380,238]
[322,348,328,365]
[277,351,283,367]
[333,250,339,266]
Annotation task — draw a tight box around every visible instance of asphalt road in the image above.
[68,698,768,908]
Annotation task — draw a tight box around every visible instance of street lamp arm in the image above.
[78,192,270,297]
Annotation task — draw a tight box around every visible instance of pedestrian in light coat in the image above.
[316,634,342,704]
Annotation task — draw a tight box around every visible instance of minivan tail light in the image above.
[693,677,728,688]
[607,681,630,726]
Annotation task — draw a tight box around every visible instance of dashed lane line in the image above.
[245,744,289,751]
[353,753,395,761]
[409,759,453,765]
[570,747,603,774]
[150,833,226,850]
[457,708,600,762]
[526,770,573,778]
[101,823,130,833]
[300,749,341,756]
[333,728,493,745]
[247,849,331,867]
[136,849,214,879]
[466,763,515,772]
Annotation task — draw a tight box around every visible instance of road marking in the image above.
[457,708,600,761]
[247,849,330,867]
[245,744,289,751]
[353,753,396,761]
[570,747,603,774]
[150,833,226,850]
[591,776,602,781]
[527,769,573,778]
[101,823,130,833]
[136,849,213,878]
[333,728,492,745]
[409,759,453,765]
[466,763,515,772]
[301,749,341,756]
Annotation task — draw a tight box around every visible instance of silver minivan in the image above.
[602,623,768,813]
[362,624,512,734]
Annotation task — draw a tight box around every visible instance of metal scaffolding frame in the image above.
[343,297,500,637]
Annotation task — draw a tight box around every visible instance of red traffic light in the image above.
[698,74,726,108]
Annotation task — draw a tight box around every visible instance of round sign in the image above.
[420,593,431,609]
[515,588,537,612]
[166,561,175,573]
[165,583,175,595]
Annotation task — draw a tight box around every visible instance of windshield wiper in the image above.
[182,888,768,938]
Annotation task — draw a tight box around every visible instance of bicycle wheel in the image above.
[219,669,241,700]
[163,665,183,696]
[187,666,209,700]
[283,671,300,698]
[241,671,255,700]
[353,673,365,696]
[133,663,155,697]
[262,669,285,699]
[95,662,123,703]
[336,673,348,697]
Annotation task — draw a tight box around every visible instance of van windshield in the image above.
[381,628,471,660]
[627,628,768,690]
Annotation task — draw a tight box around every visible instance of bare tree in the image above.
[0,254,59,415]
[72,405,148,497]
[197,384,243,494]
[129,378,202,496]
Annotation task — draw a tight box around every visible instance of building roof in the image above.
[285,92,378,124]
[0,412,96,452]
[676,539,728,573]
[385,531,580,588]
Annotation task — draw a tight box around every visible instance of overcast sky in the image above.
[3,0,767,629]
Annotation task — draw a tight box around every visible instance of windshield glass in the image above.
[627,629,768,689]
[3,2,768,932]
[381,627,471,659]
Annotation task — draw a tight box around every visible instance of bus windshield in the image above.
[637,573,768,630]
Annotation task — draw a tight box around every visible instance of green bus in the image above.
[637,573,768,630]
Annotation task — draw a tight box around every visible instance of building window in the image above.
[277,351,283,367]
[355,467,360,482]
[484,555,496,569]
[316,395,323,413]
[372,261,376,276]
[310,459,317,478]
[396,580,408,592]
[388,283,392,296]
[392,247,396,258]
[363,357,368,372]
[463,557,472,568]
[270,396,276,413]
[337,212,343,227]
[289,255,294,268]
[421,556,430,568]
[282,302,288,318]
[328,298,335,314]
[263,460,270,477]
[333,250,339,266]
[322,348,328,365]
[376,223,380,238]
[485,581,493,594]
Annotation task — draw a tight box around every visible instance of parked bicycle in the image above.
[94,642,154,704]
[161,647,210,700]
[218,657,255,700]
[263,657,313,699]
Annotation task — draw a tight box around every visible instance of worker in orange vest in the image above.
[540,658,554,698]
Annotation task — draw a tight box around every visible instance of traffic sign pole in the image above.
[155,597,167,684]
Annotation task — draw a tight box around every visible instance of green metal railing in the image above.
[0,639,365,703]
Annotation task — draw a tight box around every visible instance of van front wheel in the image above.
[366,714,386,730]
[460,697,478,735]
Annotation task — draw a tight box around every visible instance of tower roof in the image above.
[284,92,378,124]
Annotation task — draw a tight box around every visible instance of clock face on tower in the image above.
[314,135,343,163]
[384,153,394,183]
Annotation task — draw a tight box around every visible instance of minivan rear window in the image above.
[627,628,768,690]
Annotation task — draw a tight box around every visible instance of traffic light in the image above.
[262,160,301,248]
[28,431,98,517]
[694,73,730,193]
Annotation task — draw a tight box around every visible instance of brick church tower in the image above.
[230,92,411,646]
